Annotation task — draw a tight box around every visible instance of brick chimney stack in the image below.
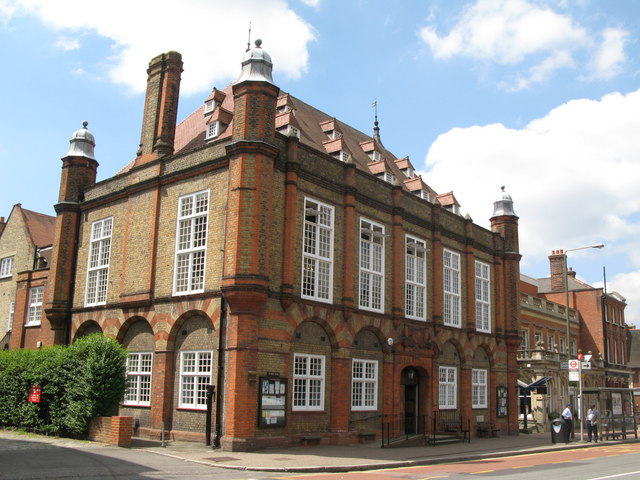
[136,51,183,164]
[549,250,567,291]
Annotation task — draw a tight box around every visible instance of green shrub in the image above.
[0,334,127,436]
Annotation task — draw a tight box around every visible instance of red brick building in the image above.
[11,42,523,451]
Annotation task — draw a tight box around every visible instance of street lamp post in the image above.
[563,243,604,442]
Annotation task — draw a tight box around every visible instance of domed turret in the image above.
[492,186,517,217]
[64,121,96,160]
[234,39,275,85]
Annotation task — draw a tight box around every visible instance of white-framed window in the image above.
[351,359,378,411]
[414,190,430,201]
[405,235,427,321]
[173,190,209,295]
[85,217,113,306]
[472,368,488,408]
[534,332,542,347]
[368,150,381,161]
[204,100,215,114]
[26,286,44,326]
[559,337,566,354]
[438,366,457,409]
[0,256,14,278]
[547,334,554,351]
[475,260,491,333]
[205,121,219,140]
[359,219,384,312]
[179,350,212,409]
[7,301,15,331]
[124,352,153,406]
[293,353,325,411]
[443,249,461,327]
[332,151,350,162]
[521,329,529,351]
[278,125,300,138]
[382,172,396,184]
[327,130,342,140]
[302,198,334,303]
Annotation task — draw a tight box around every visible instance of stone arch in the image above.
[120,317,154,352]
[167,310,215,351]
[73,320,103,341]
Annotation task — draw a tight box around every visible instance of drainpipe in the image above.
[213,295,226,448]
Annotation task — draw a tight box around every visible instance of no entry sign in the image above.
[28,385,41,403]
[568,359,580,370]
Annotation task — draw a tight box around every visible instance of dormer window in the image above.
[278,125,300,138]
[403,167,415,178]
[444,204,460,215]
[327,130,342,140]
[369,151,381,162]
[378,172,395,185]
[332,151,350,162]
[206,121,219,140]
[277,105,292,114]
[414,190,430,201]
[204,100,215,114]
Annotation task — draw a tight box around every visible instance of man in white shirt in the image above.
[562,403,574,441]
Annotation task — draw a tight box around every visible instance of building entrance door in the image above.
[404,384,417,434]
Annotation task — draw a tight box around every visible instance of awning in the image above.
[518,376,552,392]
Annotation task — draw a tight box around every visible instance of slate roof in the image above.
[20,207,55,248]
[170,84,438,198]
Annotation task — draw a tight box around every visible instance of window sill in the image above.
[176,407,208,412]
[121,403,151,409]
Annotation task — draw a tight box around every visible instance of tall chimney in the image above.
[549,250,566,291]
[136,51,183,164]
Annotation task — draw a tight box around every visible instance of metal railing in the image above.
[431,410,471,444]
[381,413,430,448]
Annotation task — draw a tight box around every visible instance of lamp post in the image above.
[563,243,604,442]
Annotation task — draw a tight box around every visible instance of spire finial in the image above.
[246,21,252,52]
[82,120,89,129]
[372,99,382,144]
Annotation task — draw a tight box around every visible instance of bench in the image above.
[299,436,322,446]
[603,431,626,440]
[441,420,471,443]
[477,422,500,438]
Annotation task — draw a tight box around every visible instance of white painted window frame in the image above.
[351,359,378,411]
[405,235,427,321]
[0,256,14,278]
[472,368,488,408]
[438,366,457,409]
[124,352,153,406]
[359,218,385,313]
[443,249,461,327]
[293,353,325,411]
[85,217,113,306]
[301,197,334,303]
[26,286,44,326]
[475,260,491,333]
[173,190,209,296]
[179,350,213,410]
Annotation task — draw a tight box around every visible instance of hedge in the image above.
[0,334,128,436]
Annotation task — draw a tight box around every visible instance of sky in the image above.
[1,0,639,326]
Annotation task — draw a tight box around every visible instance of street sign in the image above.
[581,362,591,370]
[560,361,569,370]
[569,371,580,381]
[568,359,580,371]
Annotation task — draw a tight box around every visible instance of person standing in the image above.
[587,404,598,442]
[562,403,574,441]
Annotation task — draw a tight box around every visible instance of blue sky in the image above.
[1,0,639,325]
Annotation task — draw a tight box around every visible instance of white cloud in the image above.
[55,36,79,51]
[420,0,628,89]
[422,88,640,275]
[1,0,315,95]
[300,0,320,8]
[586,27,628,80]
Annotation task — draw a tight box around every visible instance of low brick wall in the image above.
[88,416,133,447]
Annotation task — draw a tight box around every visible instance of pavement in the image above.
[128,431,640,473]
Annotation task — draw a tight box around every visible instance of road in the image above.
[276,443,640,480]
[0,434,279,480]
[2,434,640,480]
